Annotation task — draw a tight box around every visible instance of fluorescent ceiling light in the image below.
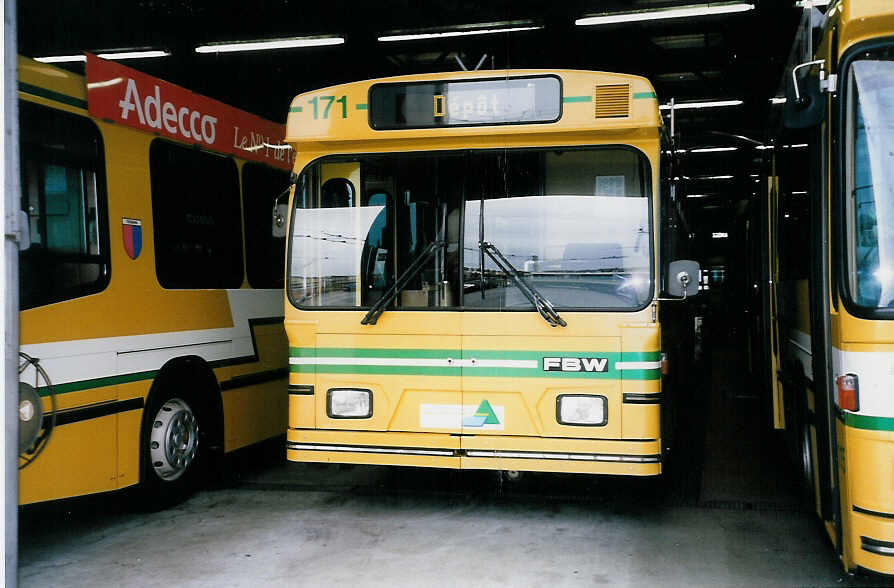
[698,175,735,180]
[96,50,170,60]
[196,36,344,54]
[379,23,541,42]
[35,54,87,63]
[796,1,830,7]
[792,191,808,195]
[770,97,787,104]
[686,194,712,198]
[36,50,170,63]
[756,145,775,150]
[660,99,743,110]
[787,143,809,148]
[690,147,738,153]
[712,232,730,239]
[576,3,755,26]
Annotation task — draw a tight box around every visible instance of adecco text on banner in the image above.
[85,53,294,170]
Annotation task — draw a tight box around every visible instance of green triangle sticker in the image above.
[475,400,500,425]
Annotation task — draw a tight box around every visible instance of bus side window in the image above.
[18,102,110,310]
[242,162,290,288]
[150,141,243,289]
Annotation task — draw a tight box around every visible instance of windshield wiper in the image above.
[361,240,446,325]
[479,241,567,328]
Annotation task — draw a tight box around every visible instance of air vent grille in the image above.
[594,84,630,118]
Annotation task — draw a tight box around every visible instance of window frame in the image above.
[149,139,244,290]
[287,144,655,314]
[836,38,894,320]
[241,161,290,289]
[18,101,111,310]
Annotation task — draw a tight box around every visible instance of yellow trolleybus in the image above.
[282,69,699,477]
[779,0,894,575]
[17,55,291,507]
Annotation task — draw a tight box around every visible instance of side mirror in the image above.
[784,60,826,129]
[666,259,700,298]
[272,202,288,238]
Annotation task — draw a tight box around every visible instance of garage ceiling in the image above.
[20,0,809,145]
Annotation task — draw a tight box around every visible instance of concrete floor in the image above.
[15,310,888,587]
[16,460,882,587]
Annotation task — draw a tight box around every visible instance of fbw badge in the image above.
[122,218,142,260]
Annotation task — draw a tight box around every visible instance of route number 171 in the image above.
[309,95,347,119]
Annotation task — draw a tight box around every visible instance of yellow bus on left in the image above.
[16,54,292,508]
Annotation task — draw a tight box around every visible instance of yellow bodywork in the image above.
[17,57,288,504]
[285,70,664,476]
[785,0,894,575]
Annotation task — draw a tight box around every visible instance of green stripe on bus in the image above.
[563,96,591,103]
[37,365,287,398]
[840,412,894,432]
[633,92,657,99]
[37,370,158,397]
[289,347,659,380]
[290,363,658,380]
[291,347,658,360]
[291,365,459,377]
[19,82,88,110]
[291,347,460,358]
[289,106,303,113]
[356,104,368,110]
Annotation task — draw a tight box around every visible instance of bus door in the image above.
[299,158,466,443]
[458,148,652,464]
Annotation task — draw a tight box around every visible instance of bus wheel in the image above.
[138,393,206,510]
[149,398,199,481]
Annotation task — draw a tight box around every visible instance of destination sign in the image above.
[369,75,561,130]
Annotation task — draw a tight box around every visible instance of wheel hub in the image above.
[149,398,199,481]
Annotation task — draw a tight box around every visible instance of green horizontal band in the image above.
[289,347,659,380]
[19,82,87,110]
[291,347,658,361]
[356,104,368,110]
[563,96,591,103]
[289,106,303,113]
[633,92,657,99]
[40,370,157,396]
[840,411,894,432]
[38,366,288,398]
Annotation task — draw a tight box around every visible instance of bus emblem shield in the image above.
[122,218,142,260]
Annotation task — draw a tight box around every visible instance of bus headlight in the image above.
[327,388,373,418]
[557,395,607,426]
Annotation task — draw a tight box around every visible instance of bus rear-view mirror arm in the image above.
[271,174,297,238]
[784,59,833,129]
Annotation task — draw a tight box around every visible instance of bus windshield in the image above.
[847,56,894,310]
[289,146,653,311]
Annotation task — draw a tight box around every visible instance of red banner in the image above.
[85,53,293,170]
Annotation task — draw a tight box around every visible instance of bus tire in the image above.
[136,360,219,510]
